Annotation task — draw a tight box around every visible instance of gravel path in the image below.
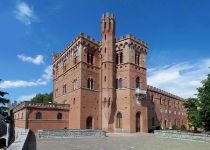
[32,133,210,150]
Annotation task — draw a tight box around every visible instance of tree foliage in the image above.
[184,68,210,131]
[197,74,210,131]
[0,80,10,111]
[183,98,202,131]
[31,92,53,103]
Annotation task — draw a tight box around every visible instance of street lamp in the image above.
[135,88,147,105]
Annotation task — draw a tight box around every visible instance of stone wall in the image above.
[8,128,29,150]
[154,130,210,143]
[38,129,106,138]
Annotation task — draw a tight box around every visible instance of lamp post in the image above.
[135,88,147,105]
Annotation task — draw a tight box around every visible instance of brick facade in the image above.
[13,13,187,133]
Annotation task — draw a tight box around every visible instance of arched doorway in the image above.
[136,112,140,132]
[116,112,122,128]
[86,116,93,129]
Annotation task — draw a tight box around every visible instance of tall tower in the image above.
[101,13,116,131]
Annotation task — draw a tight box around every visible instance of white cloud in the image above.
[17,54,44,65]
[17,94,36,102]
[0,65,52,89]
[14,1,36,25]
[148,59,210,98]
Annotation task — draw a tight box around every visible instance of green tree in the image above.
[31,92,53,103]
[0,80,10,111]
[197,73,210,131]
[183,98,202,131]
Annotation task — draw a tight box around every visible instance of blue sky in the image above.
[0,0,209,101]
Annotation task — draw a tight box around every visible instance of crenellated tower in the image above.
[101,13,116,131]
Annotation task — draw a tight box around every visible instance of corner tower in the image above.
[101,13,116,131]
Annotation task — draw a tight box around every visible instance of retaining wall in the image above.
[154,130,210,143]
[38,129,106,138]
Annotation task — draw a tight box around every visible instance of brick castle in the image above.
[13,13,187,132]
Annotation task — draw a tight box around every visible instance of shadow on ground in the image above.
[26,131,37,150]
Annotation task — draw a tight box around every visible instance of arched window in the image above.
[36,112,42,120]
[135,77,140,88]
[136,112,140,132]
[120,52,123,64]
[57,113,62,120]
[118,78,123,89]
[116,112,122,128]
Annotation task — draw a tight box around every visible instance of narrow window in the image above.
[105,48,106,53]
[104,76,106,82]
[116,112,122,128]
[120,52,123,64]
[116,54,119,64]
[135,77,140,88]
[91,79,93,89]
[57,113,62,120]
[87,52,90,63]
[36,112,42,120]
[116,79,118,89]
[63,84,67,95]
[63,60,66,72]
[119,78,123,89]
[73,80,77,90]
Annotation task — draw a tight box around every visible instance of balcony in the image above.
[135,88,147,105]
[135,88,147,95]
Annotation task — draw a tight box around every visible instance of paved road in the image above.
[33,133,210,150]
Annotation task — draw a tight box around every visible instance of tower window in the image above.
[116,79,118,89]
[105,48,106,53]
[63,60,67,72]
[104,76,106,82]
[118,78,123,89]
[116,54,119,64]
[73,79,77,90]
[87,52,94,64]
[63,84,67,95]
[120,52,123,64]
[105,34,106,40]
[135,77,140,88]
[87,78,94,89]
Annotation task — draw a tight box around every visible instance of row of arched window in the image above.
[35,112,62,120]
[116,77,141,89]
[116,53,123,64]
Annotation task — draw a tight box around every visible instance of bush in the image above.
[180,125,186,131]
[172,124,177,130]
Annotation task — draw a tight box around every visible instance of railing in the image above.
[13,101,70,112]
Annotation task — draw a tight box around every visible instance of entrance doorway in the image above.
[136,112,140,132]
[86,116,93,129]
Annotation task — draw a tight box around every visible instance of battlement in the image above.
[13,101,70,112]
[116,34,148,48]
[147,85,185,101]
[102,12,115,19]
[52,32,99,63]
